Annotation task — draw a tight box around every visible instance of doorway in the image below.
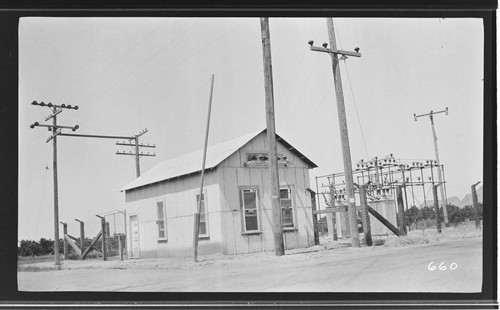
[129,215,140,258]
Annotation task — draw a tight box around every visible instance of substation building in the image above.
[121,129,318,259]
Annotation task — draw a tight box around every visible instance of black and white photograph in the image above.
[13,11,494,305]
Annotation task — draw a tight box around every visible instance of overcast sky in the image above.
[18,17,484,241]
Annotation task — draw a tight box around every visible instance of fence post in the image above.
[96,215,108,261]
[433,185,442,233]
[309,189,320,245]
[102,218,108,261]
[118,234,123,261]
[396,186,407,235]
[359,185,372,246]
[329,185,338,241]
[471,181,481,229]
[60,222,68,260]
[105,221,110,257]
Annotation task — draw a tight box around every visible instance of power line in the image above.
[61,19,173,106]
[118,20,247,100]
[83,19,204,104]
[77,20,245,130]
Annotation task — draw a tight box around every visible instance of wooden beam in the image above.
[309,46,362,57]
[313,204,369,214]
[64,234,82,257]
[66,234,79,241]
[367,206,402,237]
[82,230,102,260]
[313,207,347,214]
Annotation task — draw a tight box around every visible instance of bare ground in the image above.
[17,232,482,292]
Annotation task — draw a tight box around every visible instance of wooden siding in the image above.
[124,131,315,258]
[125,170,223,258]
[217,131,314,255]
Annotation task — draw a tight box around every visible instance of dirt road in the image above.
[18,238,482,292]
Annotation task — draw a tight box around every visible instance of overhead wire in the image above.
[69,19,205,129]
[61,19,172,106]
[77,20,246,135]
[123,20,248,97]
[83,19,204,105]
[281,46,308,105]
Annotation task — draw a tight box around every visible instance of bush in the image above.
[318,216,328,236]
[404,203,482,229]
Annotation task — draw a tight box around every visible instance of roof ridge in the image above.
[120,129,265,191]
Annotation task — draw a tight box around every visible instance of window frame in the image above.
[239,186,261,234]
[196,191,210,239]
[156,198,168,241]
[280,186,297,231]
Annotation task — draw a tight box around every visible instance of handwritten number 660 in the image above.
[428,262,457,271]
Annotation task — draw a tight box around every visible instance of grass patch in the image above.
[18,264,60,272]
[18,254,58,265]
[372,239,386,246]
[383,221,482,248]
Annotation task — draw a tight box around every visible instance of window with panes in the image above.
[280,188,294,229]
[196,193,209,236]
[156,200,167,240]
[241,188,259,232]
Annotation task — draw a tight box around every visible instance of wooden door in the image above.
[129,215,140,258]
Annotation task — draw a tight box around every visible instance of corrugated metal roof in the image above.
[121,129,317,192]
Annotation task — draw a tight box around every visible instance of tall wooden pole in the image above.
[415,108,449,225]
[326,17,360,247]
[471,181,481,229]
[52,108,61,265]
[260,17,285,256]
[193,74,215,262]
[430,114,448,226]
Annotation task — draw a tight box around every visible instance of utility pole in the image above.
[414,108,449,226]
[115,129,156,178]
[193,74,215,262]
[32,102,153,266]
[260,17,285,256]
[30,101,80,266]
[309,17,361,247]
